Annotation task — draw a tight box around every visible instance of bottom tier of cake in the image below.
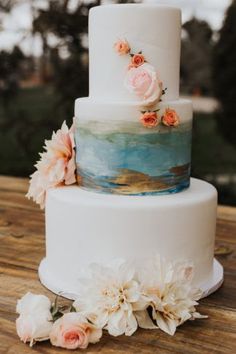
[40,178,221,298]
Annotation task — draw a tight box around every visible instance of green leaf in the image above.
[52,311,64,322]
[50,295,59,316]
[214,245,233,256]
[70,305,77,313]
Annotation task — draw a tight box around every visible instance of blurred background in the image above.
[0,0,235,205]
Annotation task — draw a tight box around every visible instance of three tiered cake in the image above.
[38,4,223,299]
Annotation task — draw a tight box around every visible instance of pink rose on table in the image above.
[130,53,145,68]
[140,111,159,128]
[162,109,180,127]
[114,39,130,55]
[26,121,76,209]
[16,313,53,346]
[124,63,163,105]
[50,313,102,350]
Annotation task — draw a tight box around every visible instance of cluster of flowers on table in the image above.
[16,293,102,349]
[114,39,180,128]
[16,255,207,350]
[26,121,76,209]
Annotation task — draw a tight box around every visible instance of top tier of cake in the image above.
[89,4,181,102]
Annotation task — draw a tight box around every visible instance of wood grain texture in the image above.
[0,175,236,354]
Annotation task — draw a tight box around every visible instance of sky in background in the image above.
[0,0,232,56]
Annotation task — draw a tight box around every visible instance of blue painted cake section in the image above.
[75,120,192,195]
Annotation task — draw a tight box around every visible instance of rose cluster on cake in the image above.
[114,39,180,128]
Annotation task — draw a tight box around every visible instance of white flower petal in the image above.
[135,310,157,330]
[107,309,126,336]
[155,312,177,336]
[16,292,51,316]
[192,312,208,319]
[16,312,52,345]
[125,313,138,336]
[89,326,103,344]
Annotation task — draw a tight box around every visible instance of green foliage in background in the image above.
[181,18,213,95]
[0,87,68,176]
[213,0,236,147]
[0,46,25,105]
[32,0,101,116]
[0,0,15,12]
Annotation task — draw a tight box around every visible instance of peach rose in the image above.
[130,53,145,68]
[124,63,163,105]
[114,39,130,55]
[162,109,180,127]
[140,111,159,128]
[50,313,102,350]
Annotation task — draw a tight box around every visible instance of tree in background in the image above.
[0,0,26,105]
[0,0,139,176]
[0,0,14,12]
[0,46,26,106]
[213,0,236,146]
[181,18,213,96]
[32,0,101,116]
[32,0,136,115]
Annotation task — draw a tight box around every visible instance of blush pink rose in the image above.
[50,313,102,350]
[124,63,163,105]
[140,112,159,128]
[26,121,76,209]
[162,109,180,127]
[114,39,130,55]
[16,292,53,347]
[16,314,53,347]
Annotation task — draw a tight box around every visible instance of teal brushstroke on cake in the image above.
[75,120,192,195]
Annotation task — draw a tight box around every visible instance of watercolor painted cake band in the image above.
[75,120,192,195]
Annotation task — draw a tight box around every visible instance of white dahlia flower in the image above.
[136,255,207,335]
[73,262,144,337]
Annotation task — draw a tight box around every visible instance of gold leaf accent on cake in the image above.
[169,163,190,176]
[77,174,83,186]
[107,169,170,195]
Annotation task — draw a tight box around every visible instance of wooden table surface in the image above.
[0,175,236,354]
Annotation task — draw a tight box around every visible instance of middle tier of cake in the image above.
[75,98,192,195]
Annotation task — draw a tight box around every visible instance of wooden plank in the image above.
[0,271,236,354]
[0,175,29,193]
[218,205,236,221]
[0,176,236,353]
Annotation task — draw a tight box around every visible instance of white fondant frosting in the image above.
[44,179,217,294]
[39,4,222,300]
[74,98,192,123]
[89,4,181,102]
